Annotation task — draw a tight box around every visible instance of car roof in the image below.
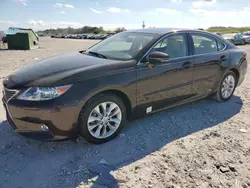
[128,28,213,35]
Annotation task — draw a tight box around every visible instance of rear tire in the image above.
[78,93,127,144]
[213,71,237,102]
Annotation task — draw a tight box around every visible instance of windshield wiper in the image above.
[87,51,107,59]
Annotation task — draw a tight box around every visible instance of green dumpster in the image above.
[6,27,39,50]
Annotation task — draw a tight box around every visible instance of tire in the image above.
[78,93,127,144]
[213,71,237,102]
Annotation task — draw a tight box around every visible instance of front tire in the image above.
[213,71,237,102]
[78,93,127,144]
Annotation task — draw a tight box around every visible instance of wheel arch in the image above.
[79,88,133,119]
[214,67,240,93]
[229,68,240,85]
[96,89,132,117]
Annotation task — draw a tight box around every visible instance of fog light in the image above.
[41,124,49,131]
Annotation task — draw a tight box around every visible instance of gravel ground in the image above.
[0,38,250,188]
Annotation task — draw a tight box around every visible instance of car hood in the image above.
[3,52,132,88]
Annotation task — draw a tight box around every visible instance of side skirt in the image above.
[130,94,211,119]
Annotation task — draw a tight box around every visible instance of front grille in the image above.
[3,88,19,102]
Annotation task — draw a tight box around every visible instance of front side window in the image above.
[191,34,217,55]
[151,34,188,60]
[88,32,158,60]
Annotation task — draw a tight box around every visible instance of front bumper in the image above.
[2,97,81,140]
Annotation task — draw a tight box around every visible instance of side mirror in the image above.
[148,51,169,64]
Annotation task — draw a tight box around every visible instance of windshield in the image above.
[87,32,158,60]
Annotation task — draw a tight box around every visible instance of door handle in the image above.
[182,61,192,69]
[220,55,228,61]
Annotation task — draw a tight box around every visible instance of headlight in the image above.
[17,85,72,101]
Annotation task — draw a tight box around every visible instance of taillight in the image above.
[243,52,247,57]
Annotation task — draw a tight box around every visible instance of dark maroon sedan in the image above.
[2,28,247,144]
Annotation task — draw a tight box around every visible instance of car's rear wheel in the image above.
[78,93,127,144]
[213,71,237,102]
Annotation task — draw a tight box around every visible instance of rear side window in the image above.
[191,34,217,55]
[217,41,225,51]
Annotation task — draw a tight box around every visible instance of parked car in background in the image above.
[99,34,110,40]
[242,32,250,44]
[94,34,107,40]
[87,34,95,39]
[243,31,250,36]
[76,34,81,39]
[72,34,78,39]
[94,34,102,39]
[222,33,247,45]
[100,34,108,40]
[234,33,248,45]
[80,34,88,39]
[54,34,62,38]
[67,34,73,39]
[37,33,45,37]
[66,34,72,38]
[2,28,247,143]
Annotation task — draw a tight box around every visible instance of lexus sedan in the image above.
[2,28,247,144]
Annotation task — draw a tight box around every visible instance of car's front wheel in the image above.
[213,71,237,102]
[78,93,127,144]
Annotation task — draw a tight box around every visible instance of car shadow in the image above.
[0,95,243,188]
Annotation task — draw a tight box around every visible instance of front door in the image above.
[136,33,195,114]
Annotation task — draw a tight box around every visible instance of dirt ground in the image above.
[0,38,250,188]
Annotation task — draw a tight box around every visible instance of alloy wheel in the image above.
[87,101,122,139]
[221,75,235,99]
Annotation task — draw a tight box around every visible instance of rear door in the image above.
[188,32,228,96]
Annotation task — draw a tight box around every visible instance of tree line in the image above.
[207,26,250,33]
[38,26,250,36]
[38,26,126,35]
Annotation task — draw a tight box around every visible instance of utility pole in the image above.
[142,21,145,29]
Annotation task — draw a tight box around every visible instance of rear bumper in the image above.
[238,59,248,86]
[2,98,81,140]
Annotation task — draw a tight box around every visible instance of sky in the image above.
[1,0,250,31]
